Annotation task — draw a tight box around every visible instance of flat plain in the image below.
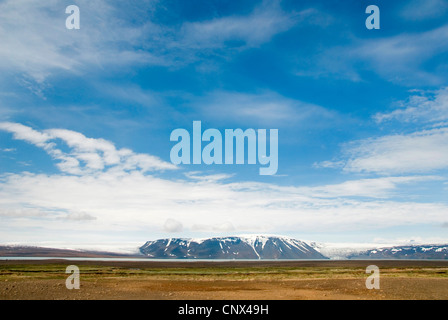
[0,260,447,300]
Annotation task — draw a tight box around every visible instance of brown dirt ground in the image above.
[0,259,447,300]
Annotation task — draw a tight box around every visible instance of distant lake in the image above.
[0,256,332,262]
[1,257,447,262]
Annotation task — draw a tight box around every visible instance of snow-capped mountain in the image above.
[139,235,328,259]
[309,242,383,260]
[347,244,448,259]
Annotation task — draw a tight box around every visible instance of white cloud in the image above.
[163,218,183,233]
[1,123,448,245]
[0,122,177,175]
[64,212,96,221]
[0,0,161,83]
[303,176,441,198]
[355,25,448,85]
[192,222,235,232]
[155,0,315,70]
[1,169,446,237]
[375,87,448,124]
[97,84,161,109]
[191,90,336,126]
[316,88,448,177]
[0,0,304,89]
[307,24,448,85]
[179,0,302,49]
[184,172,234,182]
[0,122,52,148]
[0,207,50,218]
[340,127,448,174]
[313,160,345,169]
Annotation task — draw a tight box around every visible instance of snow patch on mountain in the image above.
[140,235,328,259]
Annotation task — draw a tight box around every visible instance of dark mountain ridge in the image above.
[139,235,328,259]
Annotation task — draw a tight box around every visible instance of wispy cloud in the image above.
[0,0,304,90]
[153,0,314,69]
[1,168,446,237]
[178,0,302,50]
[353,25,448,85]
[302,176,441,199]
[375,87,448,125]
[64,212,97,221]
[0,122,176,175]
[1,1,447,246]
[189,90,336,126]
[1,123,447,244]
[303,24,448,85]
[0,0,160,83]
[318,87,448,175]
[317,127,448,175]
[0,148,16,153]
[163,218,183,233]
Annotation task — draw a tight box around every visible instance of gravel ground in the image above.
[1,259,447,300]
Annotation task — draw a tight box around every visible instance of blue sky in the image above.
[1,0,448,250]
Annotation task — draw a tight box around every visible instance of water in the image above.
[0,256,330,262]
[0,257,152,262]
[0,257,446,262]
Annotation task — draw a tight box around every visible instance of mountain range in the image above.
[346,244,448,260]
[139,235,327,259]
[1,236,448,260]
